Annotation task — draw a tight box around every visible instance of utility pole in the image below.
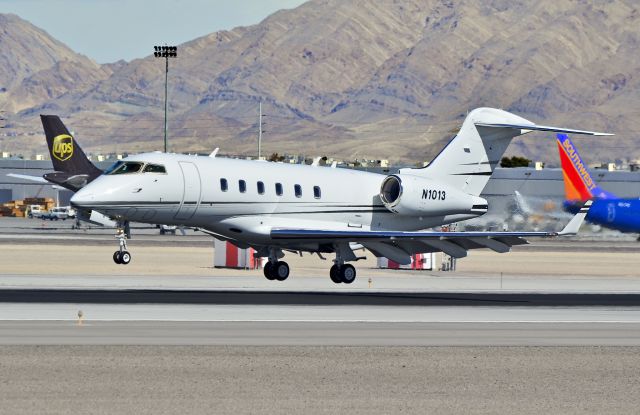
[153,45,177,153]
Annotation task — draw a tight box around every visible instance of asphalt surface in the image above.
[2,321,640,346]
[3,288,640,306]
[2,227,640,413]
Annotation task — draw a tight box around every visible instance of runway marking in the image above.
[3,319,640,323]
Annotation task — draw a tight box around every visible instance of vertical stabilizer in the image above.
[40,115,103,190]
[401,108,532,196]
[41,115,102,180]
[400,107,610,197]
[556,133,615,201]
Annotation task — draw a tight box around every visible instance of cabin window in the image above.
[239,180,246,193]
[106,161,144,175]
[313,186,321,199]
[275,183,283,196]
[220,178,228,192]
[294,184,302,198]
[257,181,265,195]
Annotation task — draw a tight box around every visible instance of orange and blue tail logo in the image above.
[556,134,615,201]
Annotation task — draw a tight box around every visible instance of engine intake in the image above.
[380,175,402,207]
[379,174,488,217]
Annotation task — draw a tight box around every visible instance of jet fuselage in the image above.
[71,152,483,248]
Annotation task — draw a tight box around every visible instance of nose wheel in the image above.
[113,250,131,264]
[113,224,131,265]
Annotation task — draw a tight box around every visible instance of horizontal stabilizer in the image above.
[558,200,592,235]
[6,173,49,183]
[43,172,91,190]
[475,122,613,136]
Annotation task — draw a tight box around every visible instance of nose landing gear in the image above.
[113,223,131,265]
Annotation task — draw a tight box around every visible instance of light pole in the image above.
[153,45,177,153]
[258,101,262,160]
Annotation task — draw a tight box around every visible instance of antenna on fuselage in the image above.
[209,148,219,158]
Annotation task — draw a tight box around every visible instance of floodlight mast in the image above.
[153,45,177,153]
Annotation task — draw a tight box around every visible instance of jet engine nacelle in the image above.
[379,174,488,216]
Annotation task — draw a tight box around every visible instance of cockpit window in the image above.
[103,161,123,175]
[143,164,166,174]
[106,161,144,175]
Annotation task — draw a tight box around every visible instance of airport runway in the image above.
[1,321,640,346]
[3,287,640,306]
[2,236,640,413]
[2,288,640,346]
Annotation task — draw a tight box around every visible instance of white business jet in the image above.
[44,108,605,283]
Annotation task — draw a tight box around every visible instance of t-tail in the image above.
[556,133,616,201]
[399,107,611,197]
[41,115,102,191]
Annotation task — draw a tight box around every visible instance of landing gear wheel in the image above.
[329,264,342,284]
[274,261,290,281]
[339,264,356,284]
[263,262,276,280]
[113,222,131,265]
[120,251,131,265]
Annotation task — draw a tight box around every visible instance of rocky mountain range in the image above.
[1,0,639,165]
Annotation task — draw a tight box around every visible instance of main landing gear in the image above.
[263,261,290,281]
[113,223,131,265]
[259,246,359,284]
[329,245,357,284]
[329,263,356,284]
[262,248,290,281]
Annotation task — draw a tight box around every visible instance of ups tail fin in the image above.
[41,115,102,188]
[556,134,615,201]
[403,108,610,197]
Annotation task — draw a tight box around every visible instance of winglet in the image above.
[558,200,592,236]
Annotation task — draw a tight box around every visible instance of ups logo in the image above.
[52,134,73,161]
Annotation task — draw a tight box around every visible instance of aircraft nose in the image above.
[70,187,95,208]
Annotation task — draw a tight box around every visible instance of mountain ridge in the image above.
[1,1,638,165]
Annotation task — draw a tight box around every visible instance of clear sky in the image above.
[0,0,308,63]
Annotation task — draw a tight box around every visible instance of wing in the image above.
[271,201,592,264]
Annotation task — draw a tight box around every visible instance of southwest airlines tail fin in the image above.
[41,115,102,190]
[405,107,611,197]
[556,133,616,201]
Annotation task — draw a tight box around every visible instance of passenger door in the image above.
[174,162,202,220]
